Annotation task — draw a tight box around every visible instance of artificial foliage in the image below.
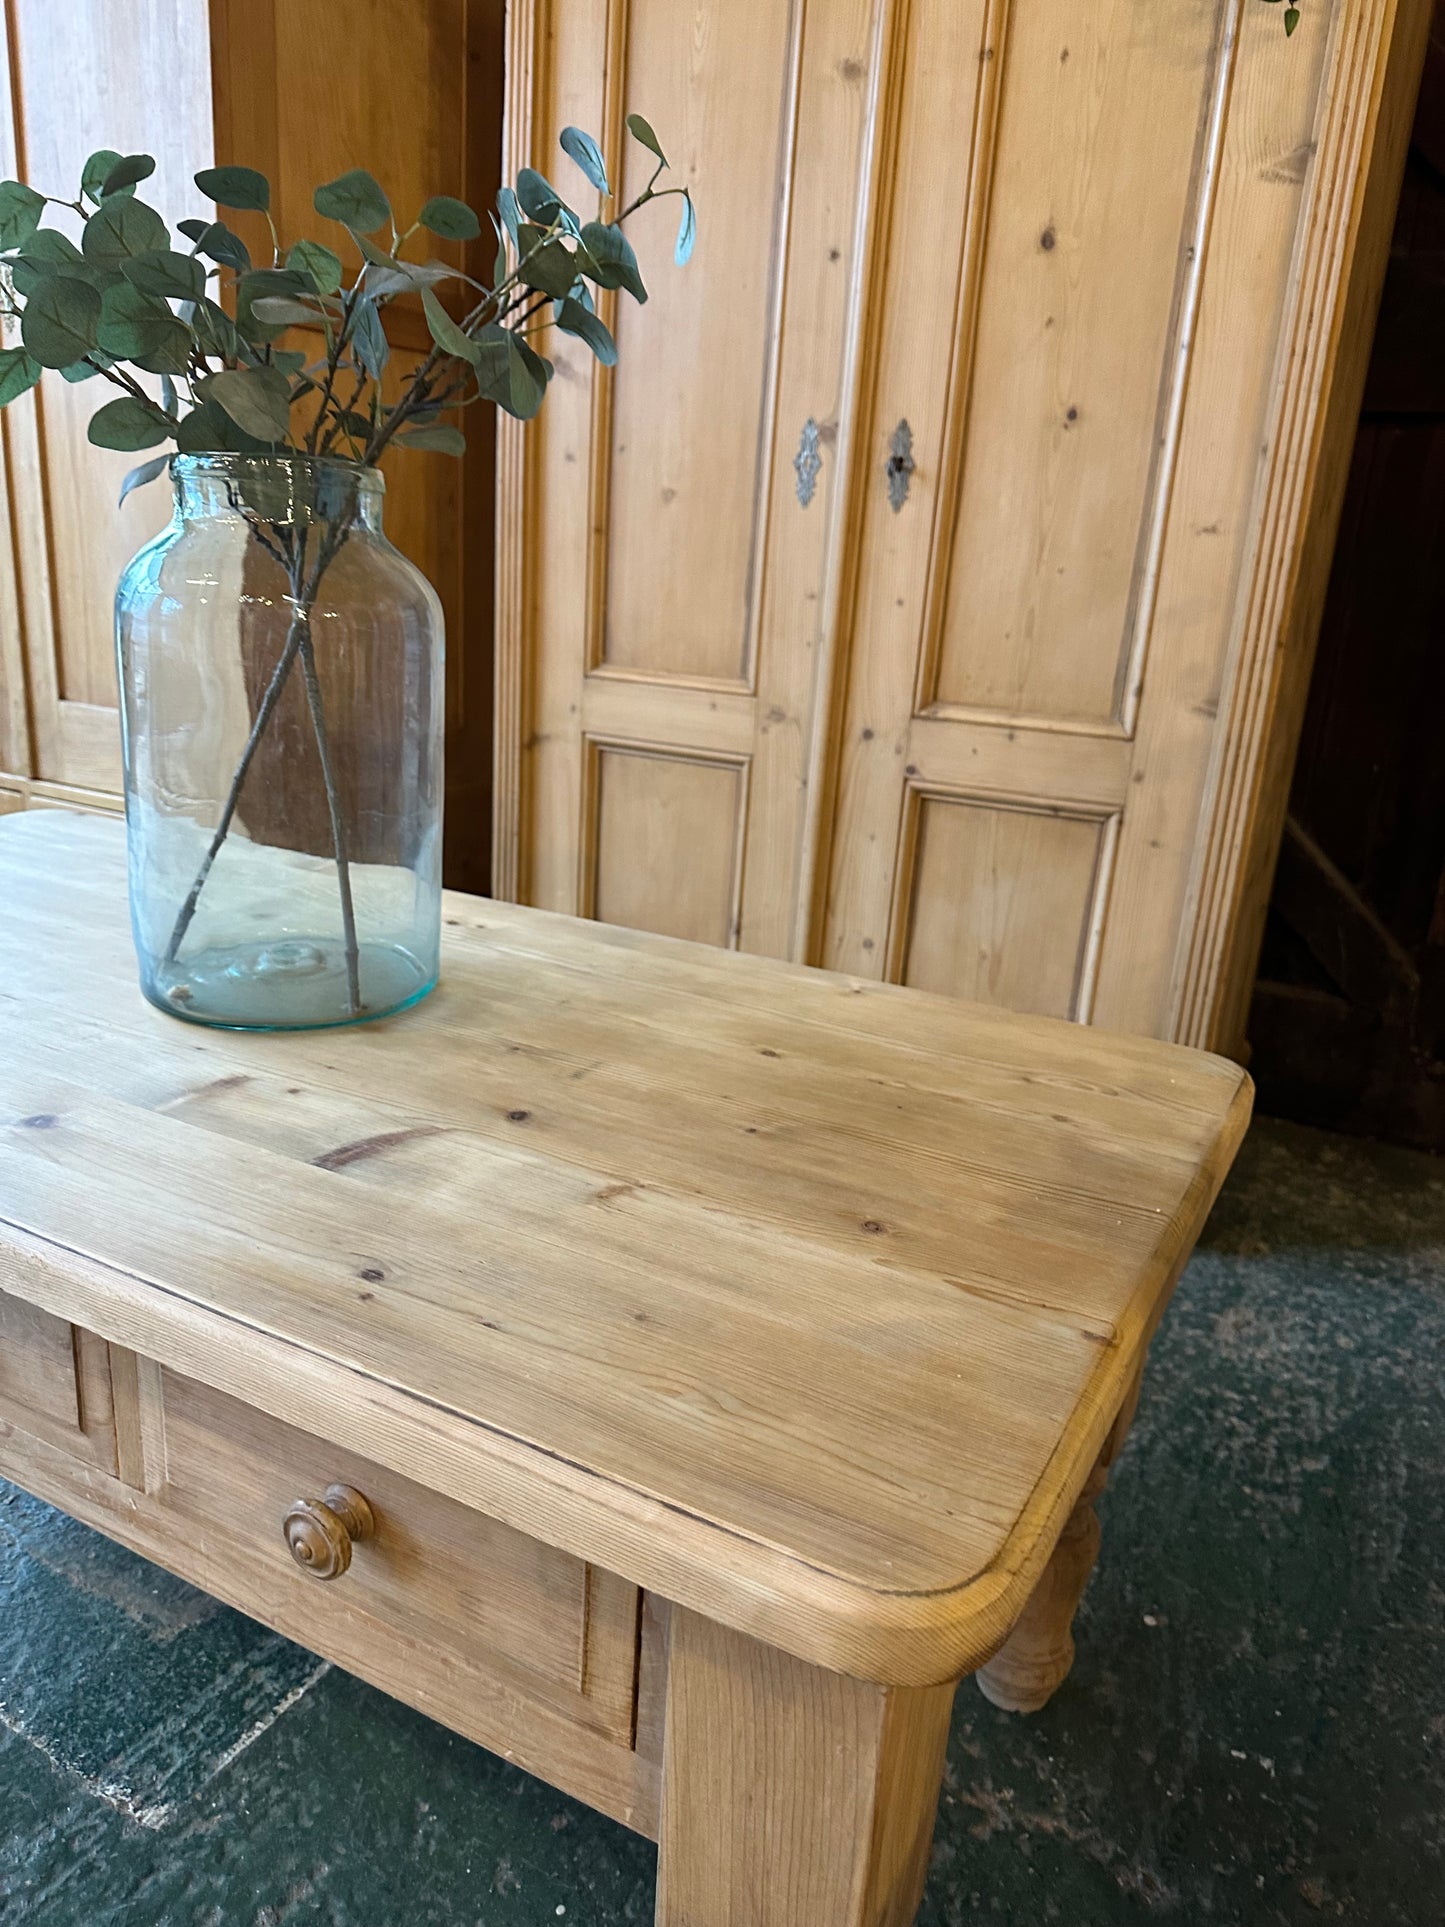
[0,114,694,501]
[0,116,691,1018]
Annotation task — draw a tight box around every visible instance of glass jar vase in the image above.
[115,454,444,1030]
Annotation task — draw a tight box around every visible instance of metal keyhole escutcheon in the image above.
[794,418,822,508]
[886,420,915,512]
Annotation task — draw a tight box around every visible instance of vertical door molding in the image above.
[791,0,913,963]
[1171,0,1431,1051]
[494,0,1427,1051]
[0,8,36,784]
[496,0,887,952]
[491,0,543,902]
[1,0,215,802]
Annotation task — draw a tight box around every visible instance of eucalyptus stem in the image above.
[1,123,693,1020]
[295,621,362,1014]
[160,595,308,969]
[162,511,358,985]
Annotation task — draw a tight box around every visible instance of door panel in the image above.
[928,0,1220,728]
[589,745,748,945]
[500,0,883,953]
[0,0,504,893]
[601,1,797,684]
[894,794,1117,1020]
[820,0,1337,1031]
[488,0,1426,1048]
[0,0,215,795]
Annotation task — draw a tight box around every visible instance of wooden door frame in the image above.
[1170,0,1430,1052]
[492,0,1431,1054]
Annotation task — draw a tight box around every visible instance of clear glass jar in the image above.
[115,454,444,1029]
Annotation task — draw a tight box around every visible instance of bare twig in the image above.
[162,508,359,976]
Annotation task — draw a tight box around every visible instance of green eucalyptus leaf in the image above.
[101,154,157,198]
[83,196,169,267]
[507,334,551,420]
[420,285,480,365]
[365,257,455,298]
[490,213,507,285]
[87,394,172,451]
[11,227,94,297]
[347,294,389,379]
[270,349,309,376]
[59,353,113,383]
[202,364,291,441]
[518,227,579,300]
[554,296,617,365]
[516,168,567,226]
[286,238,343,295]
[674,191,696,266]
[235,267,308,342]
[251,295,323,327]
[476,330,552,422]
[20,276,103,368]
[578,221,647,303]
[314,168,390,234]
[469,322,511,400]
[354,232,399,269]
[396,421,466,455]
[625,113,667,165]
[194,165,270,213]
[330,407,373,445]
[496,187,521,249]
[178,217,251,274]
[419,195,481,242]
[80,150,124,204]
[97,281,191,372]
[121,248,205,302]
[559,128,609,197]
[16,227,84,269]
[0,345,42,405]
[118,452,171,507]
[183,295,250,364]
[1284,4,1300,29]
[174,398,268,454]
[7,258,45,300]
[0,179,44,249]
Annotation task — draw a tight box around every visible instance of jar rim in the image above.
[171,451,385,493]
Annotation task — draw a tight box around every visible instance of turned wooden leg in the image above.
[975,1459,1107,1712]
[656,1607,955,1927]
[976,1368,1144,1715]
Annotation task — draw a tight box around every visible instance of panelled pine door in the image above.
[0,0,500,890]
[496,0,1428,1051]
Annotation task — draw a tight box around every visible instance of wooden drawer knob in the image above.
[283,1483,375,1580]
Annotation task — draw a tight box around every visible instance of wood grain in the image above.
[0,0,213,793]
[495,0,1424,1055]
[0,811,1249,1684]
[0,1284,117,1474]
[657,1607,955,1927]
[1174,0,1432,1053]
[494,0,886,959]
[0,0,505,894]
[160,1368,636,1738]
[0,1388,656,1835]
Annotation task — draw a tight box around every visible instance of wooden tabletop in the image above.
[0,813,1250,1683]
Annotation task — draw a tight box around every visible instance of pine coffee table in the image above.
[0,812,1251,1925]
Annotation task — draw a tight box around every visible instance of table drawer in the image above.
[152,1369,641,1753]
[0,1284,117,1473]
